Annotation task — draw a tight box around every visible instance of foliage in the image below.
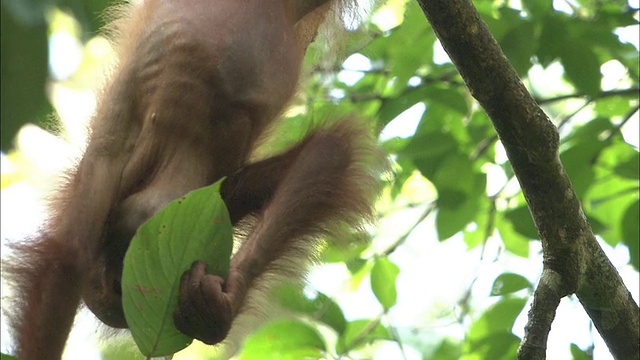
[0,353,20,360]
[1,0,638,359]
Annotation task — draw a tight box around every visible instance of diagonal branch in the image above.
[413,0,639,359]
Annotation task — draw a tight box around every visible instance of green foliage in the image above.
[122,179,233,357]
[238,320,326,360]
[491,273,533,296]
[337,319,393,354]
[273,283,348,335]
[0,353,21,360]
[570,343,593,360]
[371,257,400,309]
[1,0,112,151]
[432,338,463,360]
[464,297,527,359]
[1,8,50,151]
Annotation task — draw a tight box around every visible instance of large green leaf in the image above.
[122,179,233,357]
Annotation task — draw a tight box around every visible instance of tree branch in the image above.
[413,0,639,359]
[536,87,640,105]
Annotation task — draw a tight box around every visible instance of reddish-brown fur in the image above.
[5,0,382,359]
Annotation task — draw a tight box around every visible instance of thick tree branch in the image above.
[414,0,639,359]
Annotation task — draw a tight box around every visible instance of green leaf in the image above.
[496,214,535,257]
[621,200,639,270]
[432,155,486,240]
[585,214,607,235]
[373,1,434,85]
[504,206,539,240]
[437,195,483,241]
[587,174,637,247]
[337,319,392,354]
[431,154,478,193]
[500,20,536,76]
[1,353,21,360]
[560,140,608,198]
[424,87,469,116]
[371,257,400,310]
[463,203,493,250]
[570,343,593,360]
[238,320,326,360]
[272,283,347,335]
[465,331,520,360]
[480,7,516,41]
[594,97,634,118]
[321,232,369,264]
[1,10,51,151]
[499,224,531,258]
[467,111,495,150]
[437,189,468,210]
[564,117,614,144]
[405,133,458,174]
[560,40,602,97]
[537,14,568,66]
[345,257,368,275]
[432,339,463,360]
[521,0,553,18]
[490,273,532,296]
[122,179,233,357]
[377,87,428,126]
[584,140,638,246]
[467,297,527,343]
[613,156,640,180]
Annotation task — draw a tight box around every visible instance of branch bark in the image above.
[413,0,639,359]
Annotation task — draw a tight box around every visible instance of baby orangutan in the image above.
[5,0,382,359]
